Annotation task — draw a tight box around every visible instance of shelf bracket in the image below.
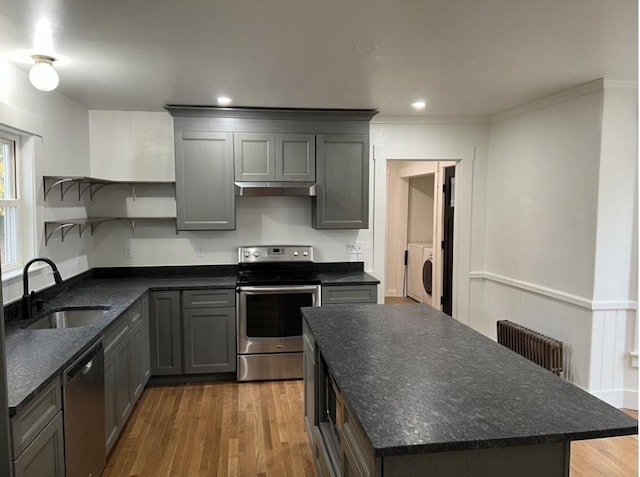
[45,223,80,245]
[44,178,80,202]
[89,183,111,200]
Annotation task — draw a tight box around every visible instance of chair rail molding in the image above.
[468,271,637,312]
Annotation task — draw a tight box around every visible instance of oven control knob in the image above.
[253,251,260,257]
[302,251,309,257]
[293,251,299,257]
[243,252,250,258]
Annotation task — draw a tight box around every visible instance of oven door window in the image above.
[245,292,312,338]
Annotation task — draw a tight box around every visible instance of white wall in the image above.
[593,83,637,303]
[484,91,602,298]
[408,174,434,244]
[372,119,491,321]
[471,80,638,403]
[89,111,175,181]
[88,110,370,267]
[590,82,638,407]
[472,86,604,390]
[0,61,91,304]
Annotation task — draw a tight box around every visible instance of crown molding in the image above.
[373,115,489,125]
[489,79,605,124]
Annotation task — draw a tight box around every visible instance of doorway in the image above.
[385,160,457,315]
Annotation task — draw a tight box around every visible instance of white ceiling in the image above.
[1,0,637,116]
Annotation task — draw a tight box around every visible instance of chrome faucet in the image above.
[22,257,63,320]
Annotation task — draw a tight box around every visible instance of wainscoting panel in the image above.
[468,272,637,407]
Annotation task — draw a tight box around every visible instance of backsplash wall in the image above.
[90,195,368,266]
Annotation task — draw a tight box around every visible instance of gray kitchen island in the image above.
[301,303,637,477]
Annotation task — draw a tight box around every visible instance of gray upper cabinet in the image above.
[175,131,235,230]
[167,107,377,230]
[276,134,315,182]
[314,135,369,229]
[235,133,315,182]
[234,133,275,181]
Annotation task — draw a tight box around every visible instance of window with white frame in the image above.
[0,132,19,271]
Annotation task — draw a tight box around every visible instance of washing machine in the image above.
[406,243,434,306]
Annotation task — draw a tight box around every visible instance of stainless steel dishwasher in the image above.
[63,340,105,477]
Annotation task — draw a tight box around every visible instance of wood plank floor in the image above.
[105,382,637,477]
[103,381,315,477]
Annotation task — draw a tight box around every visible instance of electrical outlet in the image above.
[196,246,205,257]
[347,241,364,255]
[124,243,132,258]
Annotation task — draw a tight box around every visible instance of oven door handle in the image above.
[238,285,321,293]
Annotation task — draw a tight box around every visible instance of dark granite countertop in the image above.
[302,303,638,457]
[5,264,379,416]
[5,275,237,415]
[316,270,379,286]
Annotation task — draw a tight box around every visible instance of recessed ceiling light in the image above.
[353,43,379,54]
[412,100,427,110]
[217,96,232,106]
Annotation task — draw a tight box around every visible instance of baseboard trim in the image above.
[591,389,624,408]
[469,271,637,311]
[623,390,638,410]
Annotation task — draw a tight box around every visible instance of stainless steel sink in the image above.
[28,306,111,330]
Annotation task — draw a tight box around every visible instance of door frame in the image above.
[373,143,473,323]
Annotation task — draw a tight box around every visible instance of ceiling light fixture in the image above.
[412,100,427,110]
[217,96,232,106]
[353,43,379,54]
[29,55,59,92]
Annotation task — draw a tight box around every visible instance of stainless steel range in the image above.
[236,245,321,381]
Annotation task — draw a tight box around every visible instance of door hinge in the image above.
[440,296,446,305]
[441,240,445,250]
[404,249,408,266]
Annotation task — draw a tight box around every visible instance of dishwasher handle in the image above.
[65,341,103,380]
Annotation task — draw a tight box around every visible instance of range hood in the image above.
[235,182,316,197]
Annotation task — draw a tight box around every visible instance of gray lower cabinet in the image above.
[104,348,119,454]
[303,322,316,443]
[10,377,64,477]
[104,298,148,455]
[141,294,151,384]
[149,290,182,375]
[322,285,378,305]
[183,307,236,374]
[13,411,65,477]
[150,289,236,376]
[115,329,134,426]
[129,316,145,401]
[175,131,235,230]
[314,134,369,229]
